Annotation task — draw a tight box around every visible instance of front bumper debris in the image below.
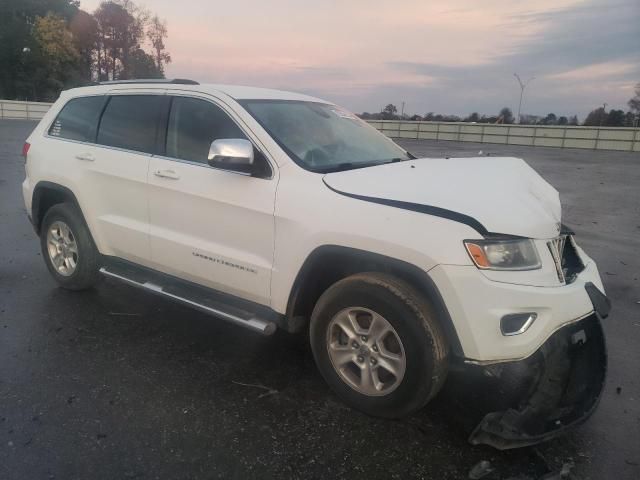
[467,313,607,450]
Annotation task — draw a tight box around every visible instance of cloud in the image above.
[385,0,640,117]
[80,0,639,117]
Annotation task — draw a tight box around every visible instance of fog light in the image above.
[501,313,537,336]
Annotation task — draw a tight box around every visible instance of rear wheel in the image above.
[40,203,102,290]
[310,272,449,418]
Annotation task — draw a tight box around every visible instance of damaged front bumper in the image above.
[467,313,607,450]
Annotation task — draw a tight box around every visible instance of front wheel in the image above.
[310,272,449,419]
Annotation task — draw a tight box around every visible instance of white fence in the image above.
[368,120,640,152]
[0,100,52,120]
[1,100,638,152]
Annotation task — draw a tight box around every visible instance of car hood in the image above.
[323,157,561,239]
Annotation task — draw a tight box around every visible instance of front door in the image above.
[147,95,277,306]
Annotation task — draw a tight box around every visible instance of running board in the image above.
[99,265,277,336]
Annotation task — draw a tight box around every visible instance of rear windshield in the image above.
[48,96,105,142]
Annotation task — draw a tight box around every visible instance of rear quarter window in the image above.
[48,96,106,142]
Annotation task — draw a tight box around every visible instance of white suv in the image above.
[22,79,609,449]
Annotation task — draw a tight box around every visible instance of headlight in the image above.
[464,238,541,270]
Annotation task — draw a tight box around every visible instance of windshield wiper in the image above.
[316,161,388,173]
[316,156,413,173]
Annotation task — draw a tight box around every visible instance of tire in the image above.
[310,272,449,418]
[40,203,102,290]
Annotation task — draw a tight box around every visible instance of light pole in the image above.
[21,47,33,101]
[514,73,535,124]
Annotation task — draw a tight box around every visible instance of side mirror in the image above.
[207,139,254,174]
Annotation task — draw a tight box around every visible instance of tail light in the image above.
[22,142,30,161]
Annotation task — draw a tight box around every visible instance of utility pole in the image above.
[514,73,535,124]
[401,101,405,119]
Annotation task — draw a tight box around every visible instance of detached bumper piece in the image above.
[468,314,607,450]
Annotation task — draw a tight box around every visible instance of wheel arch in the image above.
[286,245,463,356]
[32,181,86,235]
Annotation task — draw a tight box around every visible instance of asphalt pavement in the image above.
[1,119,638,479]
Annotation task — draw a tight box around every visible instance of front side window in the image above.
[240,100,412,173]
[97,95,164,154]
[49,96,105,142]
[166,96,247,163]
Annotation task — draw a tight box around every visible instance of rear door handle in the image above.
[154,169,180,180]
[75,153,95,162]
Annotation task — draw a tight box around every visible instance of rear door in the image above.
[147,94,277,305]
[88,92,166,263]
[44,92,164,265]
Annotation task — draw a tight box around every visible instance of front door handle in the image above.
[154,169,180,180]
[75,153,95,162]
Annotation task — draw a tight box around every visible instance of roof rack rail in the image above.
[99,78,199,85]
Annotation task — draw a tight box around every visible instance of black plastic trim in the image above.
[156,95,172,156]
[287,245,464,356]
[93,95,110,143]
[99,78,199,85]
[31,181,84,234]
[560,223,575,235]
[585,282,611,318]
[323,181,490,236]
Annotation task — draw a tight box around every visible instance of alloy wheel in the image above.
[326,307,406,396]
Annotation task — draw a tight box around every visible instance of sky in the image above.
[81,0,640,119]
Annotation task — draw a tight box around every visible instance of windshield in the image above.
[240,100,412,172]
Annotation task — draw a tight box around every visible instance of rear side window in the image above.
[49,96,105,142]
[97,95,164,154]
[166,96,247,163]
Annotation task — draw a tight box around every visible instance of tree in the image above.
[0,0,170,99]
[381,104,397,120]
[94,0,148,80]
[518,114,539,125]
[465,112,480,122]
[583,107,607,126]
[477,114,499,123]
[624,111,638,127]
[69,10,99,82]
[606,109,626,127]
[147,15,170,75]
[33,13,80,100]
[568,115,579,126]
[0,0,80,100]
[499,107,514,124]
[557,116,568,125]
[539,113,557,125]
[628,83,640,114]
[94,1,132,80]
[128,47,162,78]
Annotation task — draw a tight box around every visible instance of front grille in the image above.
[547,235,585,284]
